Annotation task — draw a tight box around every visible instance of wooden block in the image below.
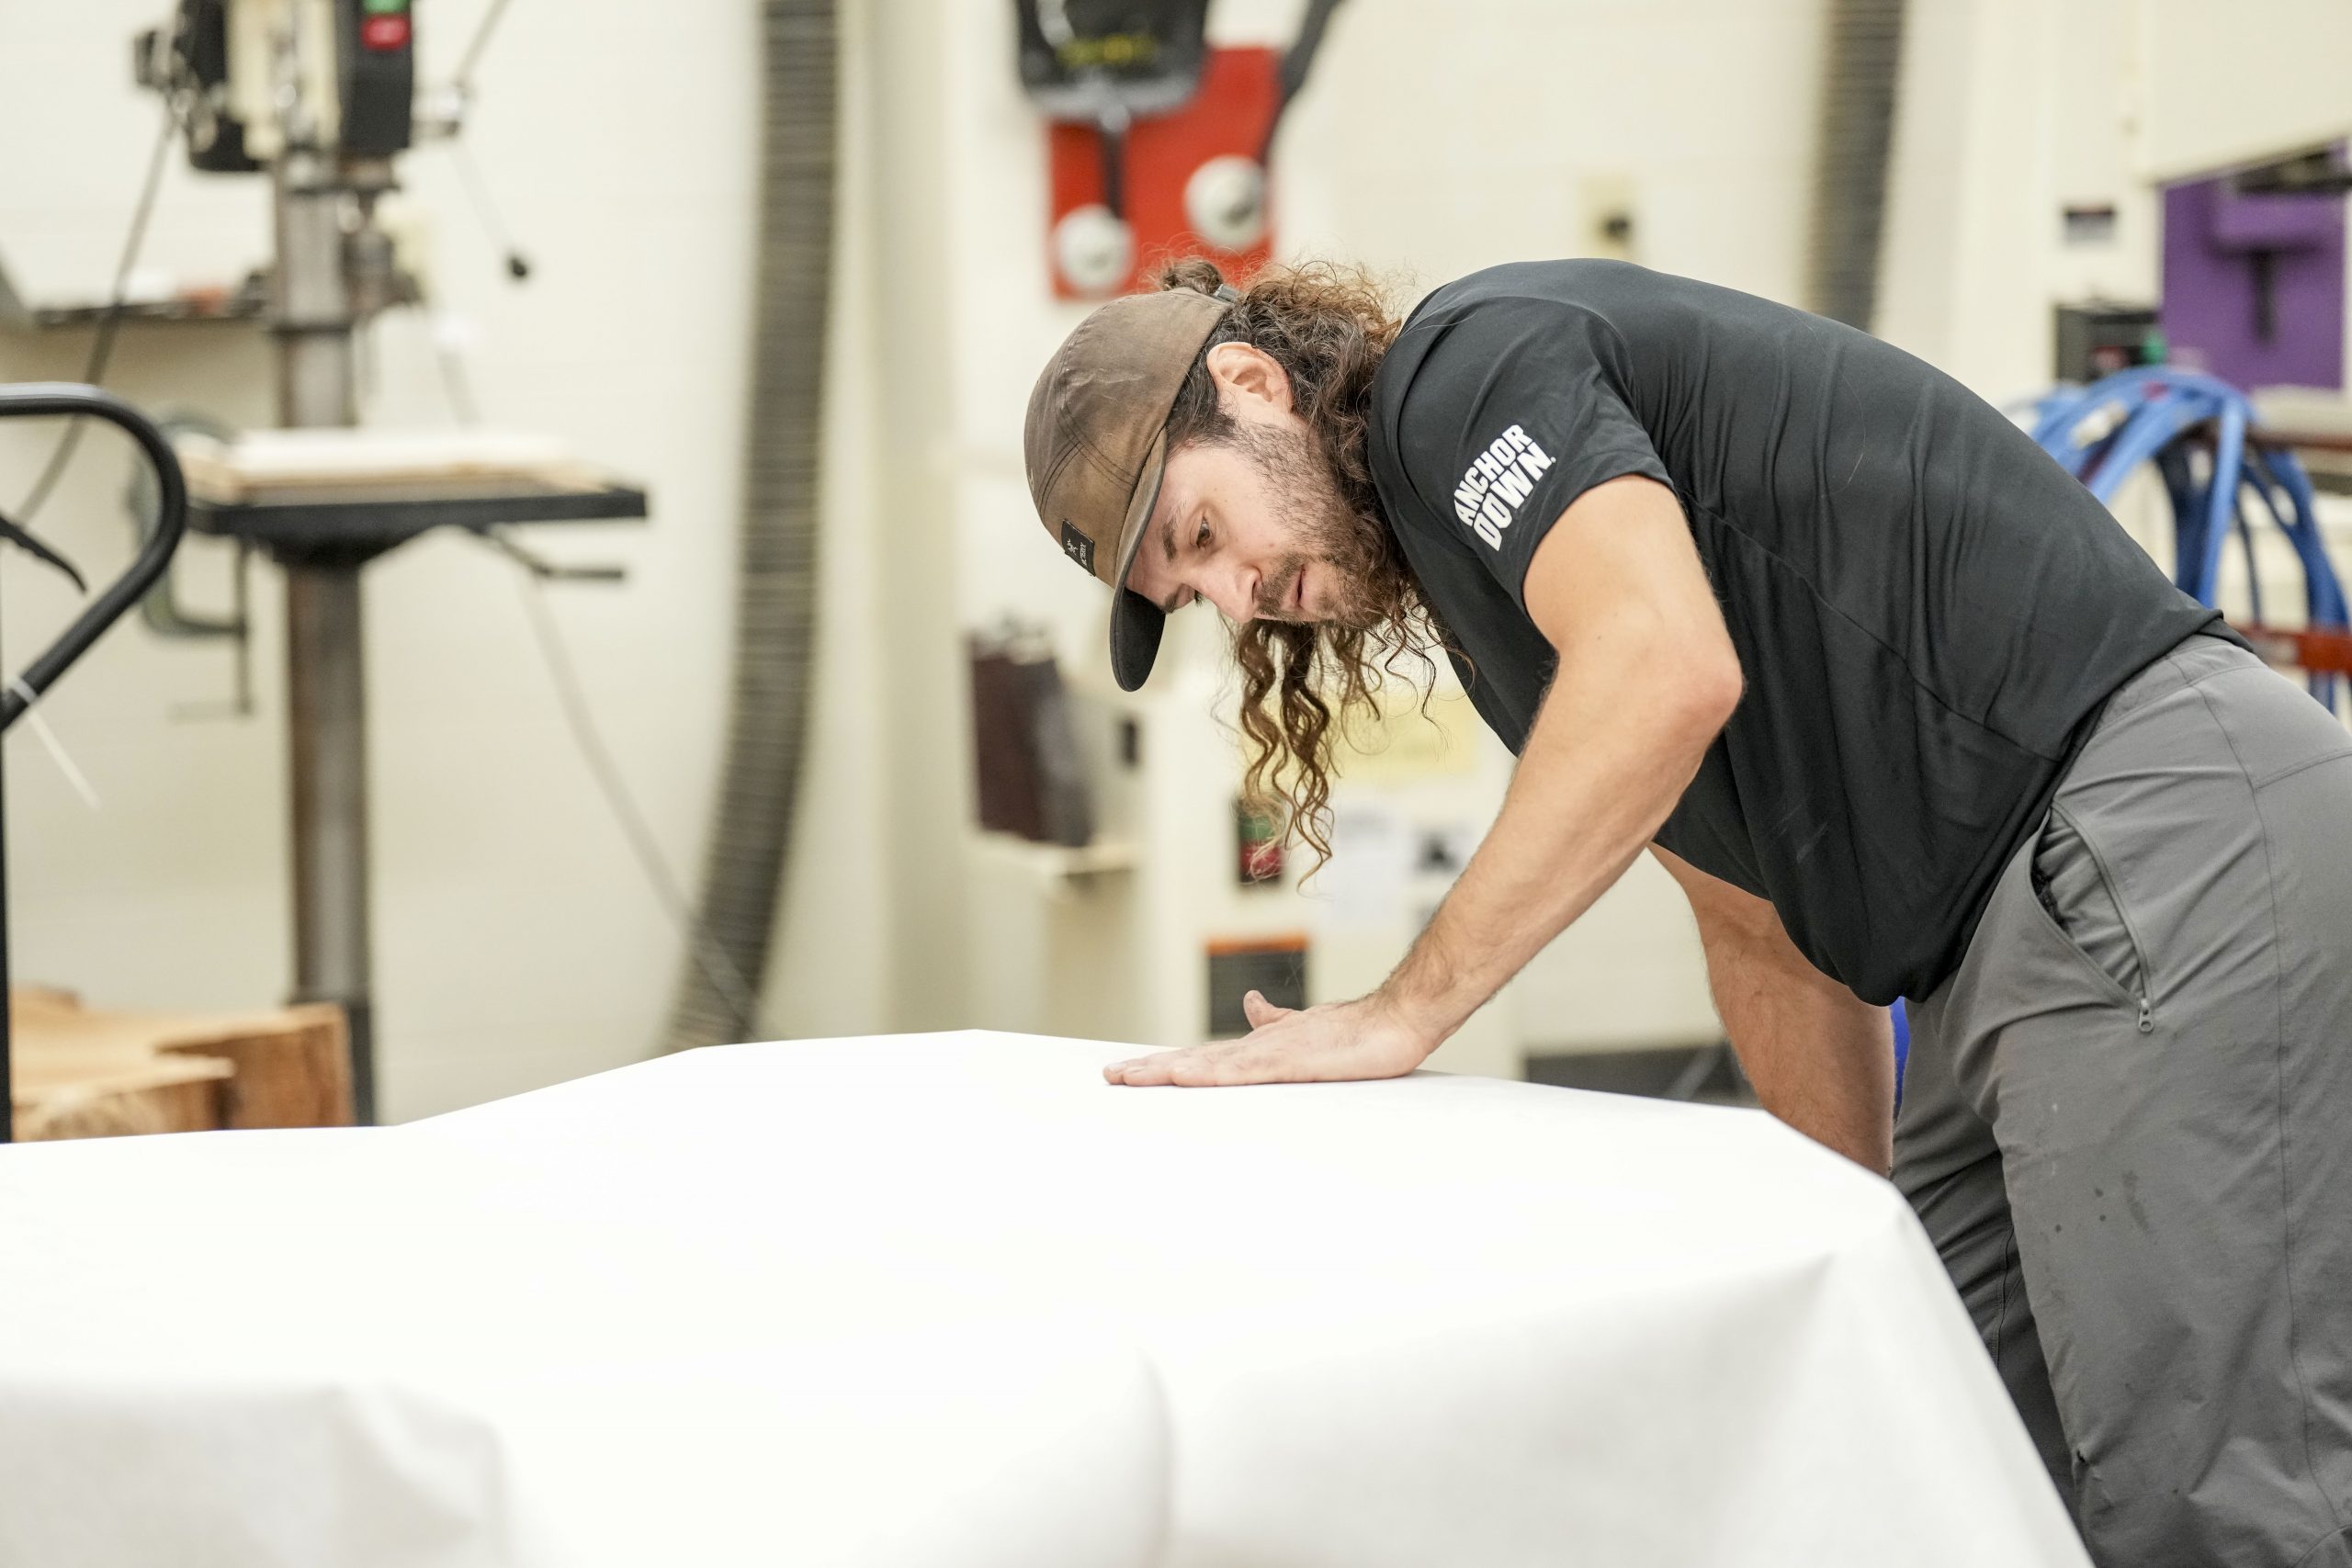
[153,1006,353,1130]
[9,988,355,1141]
[9,987,236,1141]
[14,1061,232,1142]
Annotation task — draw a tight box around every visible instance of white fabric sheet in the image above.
[0,1032,2088,1567]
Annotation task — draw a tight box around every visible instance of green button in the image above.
[363,0,407,13]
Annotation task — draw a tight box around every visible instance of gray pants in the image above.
[1896,636,2352,1566]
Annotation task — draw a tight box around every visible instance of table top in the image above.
[0,1032,2087,1568]
[187,481,649,555]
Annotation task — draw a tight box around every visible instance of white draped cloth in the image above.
[0,1032,2086,1567]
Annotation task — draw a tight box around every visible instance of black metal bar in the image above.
[0,384,189,730]
[0,382,190,1145]
[187,483,647,557]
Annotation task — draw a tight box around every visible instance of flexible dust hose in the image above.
[662,0,836,1052]
[1804,0,1906,332]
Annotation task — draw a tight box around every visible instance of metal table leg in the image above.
[284,563,374,1123]
[273,150,375,1122]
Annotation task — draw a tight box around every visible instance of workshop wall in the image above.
[0,0,892,1119]
[1879,0,2162,403]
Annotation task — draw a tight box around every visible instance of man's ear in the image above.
[1205,343,1295,416]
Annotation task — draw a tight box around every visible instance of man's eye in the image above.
[1195,519,1211,551]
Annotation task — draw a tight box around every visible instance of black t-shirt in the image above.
[1366,260,2229,1004]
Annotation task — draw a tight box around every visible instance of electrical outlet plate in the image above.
[1581,174,1636,263]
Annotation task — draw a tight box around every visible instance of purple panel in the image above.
[2162,172,2346,390]
[2211,186,2343,251]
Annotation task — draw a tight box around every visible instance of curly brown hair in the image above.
[1155,256,1442,869]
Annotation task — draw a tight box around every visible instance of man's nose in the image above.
[1204,563,1261,625]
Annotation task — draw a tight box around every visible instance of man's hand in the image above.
[1103,990,1437,1088]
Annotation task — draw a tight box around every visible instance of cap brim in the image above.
[1107,428,1170,693]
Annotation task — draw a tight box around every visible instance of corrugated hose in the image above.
[662,0,836,1051]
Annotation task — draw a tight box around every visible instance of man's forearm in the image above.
[1378,633,1734,1043]
[1698,919,1894,1172]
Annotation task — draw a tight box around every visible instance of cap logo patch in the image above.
[1059,521,1096,574]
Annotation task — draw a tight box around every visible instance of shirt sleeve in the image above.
[1391,294,1671,611]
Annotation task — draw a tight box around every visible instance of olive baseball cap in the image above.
[1024,286,1232,691]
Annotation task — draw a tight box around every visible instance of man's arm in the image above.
[1650,842,1894,1172]
[1105,474,1741,1086]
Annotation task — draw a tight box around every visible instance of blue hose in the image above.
[2030,368,2347,712]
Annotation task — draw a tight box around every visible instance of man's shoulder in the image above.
[1381,261,1675,403]
[1405,259,1673,330]
[1373,259,1655,435]
[1367,261,1662,534]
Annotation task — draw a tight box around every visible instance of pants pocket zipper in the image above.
[2051,802,2158,1032]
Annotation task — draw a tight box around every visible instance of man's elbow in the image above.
[1660,630,1742,747]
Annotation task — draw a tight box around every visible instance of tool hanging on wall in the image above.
[1017,0,1348,299]
[1018,0,1209,295]
[968,620,1095,850]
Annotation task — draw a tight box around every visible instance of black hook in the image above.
[0,384,188,730]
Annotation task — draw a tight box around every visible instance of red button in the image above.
[360,14,410,49]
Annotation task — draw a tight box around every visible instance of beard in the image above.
[1227,419,1396,629]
